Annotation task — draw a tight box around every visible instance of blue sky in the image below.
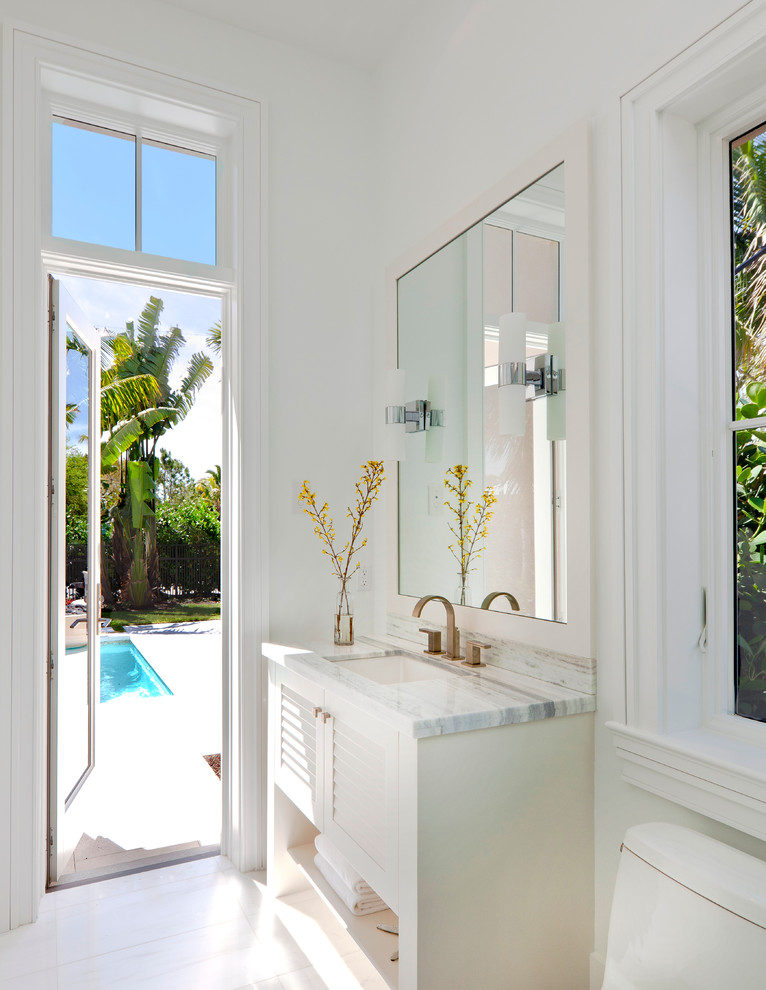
[52,121,216,265]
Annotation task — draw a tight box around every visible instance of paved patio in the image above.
[63,621,222,875]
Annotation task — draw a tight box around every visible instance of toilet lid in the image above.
[623,823,766,930]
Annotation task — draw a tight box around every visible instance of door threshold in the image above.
[48,843,221,891]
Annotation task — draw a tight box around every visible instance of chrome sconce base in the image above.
[498,353,565,398]
[385,399,445,433]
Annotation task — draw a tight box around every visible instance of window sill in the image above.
[607,721,766,841]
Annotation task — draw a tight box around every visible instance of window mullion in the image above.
[135,130,142,253]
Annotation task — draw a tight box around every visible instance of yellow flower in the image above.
[298,460,384,585]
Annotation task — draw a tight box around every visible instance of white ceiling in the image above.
[158,0,422,69]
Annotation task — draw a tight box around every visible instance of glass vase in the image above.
[455,572,471,607]
[334,579,354,646]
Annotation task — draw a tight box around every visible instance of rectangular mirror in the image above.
[386,123,591,657]
[397,165,566,621]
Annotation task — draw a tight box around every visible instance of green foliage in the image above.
[736,384,766,713]
[65,509,88,544]
[158,449,194,505]
[195,464,221,512]
[65,450,88,521]
[733,134,766,719]
[156,493,220,546]
[206,321,221,356]
[733,140,766,389]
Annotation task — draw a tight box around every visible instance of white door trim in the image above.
[4,28,268,927]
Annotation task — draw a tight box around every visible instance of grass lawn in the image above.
[103,599,220,632]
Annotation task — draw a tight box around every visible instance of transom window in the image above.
[732,121,766,723]
[51,117,216,265]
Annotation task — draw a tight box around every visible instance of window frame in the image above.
[609,3,766,841]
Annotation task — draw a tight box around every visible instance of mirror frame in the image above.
[385,121,592,659]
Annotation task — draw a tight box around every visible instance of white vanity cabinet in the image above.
[266,648,595,990]
[270,665,399,909]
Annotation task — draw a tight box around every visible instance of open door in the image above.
[48,276,102,882]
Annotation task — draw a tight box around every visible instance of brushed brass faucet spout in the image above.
[480,591,521,612]
[412,594,463,660]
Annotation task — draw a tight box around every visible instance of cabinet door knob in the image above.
[312,707,322,718]
[320,711,332,723]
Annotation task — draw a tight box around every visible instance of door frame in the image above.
[5,29,268,923]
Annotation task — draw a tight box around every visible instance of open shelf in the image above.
[288,843,399,989]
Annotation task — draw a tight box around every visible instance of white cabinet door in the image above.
[272,667,324,829]
[321,691,399,910]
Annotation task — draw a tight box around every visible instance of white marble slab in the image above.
[263,636,595,739]
[387,611,596,696]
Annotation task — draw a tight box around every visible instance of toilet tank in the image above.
[602,822,766,989]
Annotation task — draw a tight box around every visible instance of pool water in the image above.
[100,640,173,703]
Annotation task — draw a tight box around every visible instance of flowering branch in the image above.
[443,464,497,604]
[298,460,385,595]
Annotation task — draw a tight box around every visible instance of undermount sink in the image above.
[334,653,455,685]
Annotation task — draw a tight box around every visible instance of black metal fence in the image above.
[66,542,220,599]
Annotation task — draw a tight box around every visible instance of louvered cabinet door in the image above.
[321,691,399,910]
[272,668,324,829]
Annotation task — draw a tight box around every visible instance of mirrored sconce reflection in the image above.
[497,313,566,441]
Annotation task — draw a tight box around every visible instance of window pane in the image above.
[52,120,136,250]
[732,123,766,722]
[736,425,766,721]
[732,123,766,404]
[141,143,216,265]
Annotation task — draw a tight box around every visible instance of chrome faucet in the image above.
[412,594,463,660]
[480,591,520,612]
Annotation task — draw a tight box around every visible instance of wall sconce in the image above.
[497,313,566,440]
[384,371,445,461]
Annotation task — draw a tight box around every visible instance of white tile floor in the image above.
[0,857,389,989]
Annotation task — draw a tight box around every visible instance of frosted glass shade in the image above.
[498,313,526,436]
[546,322,566,441]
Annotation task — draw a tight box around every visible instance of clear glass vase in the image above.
[455,571,471,607]
[334,579,354,646]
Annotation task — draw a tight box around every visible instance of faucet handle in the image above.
[462,640,490,667]
[419,627,444,655]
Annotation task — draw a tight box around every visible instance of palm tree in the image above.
[733,137,766,391]
[196,464,221,513]
[103,297,213,607]
[206,320,221,357]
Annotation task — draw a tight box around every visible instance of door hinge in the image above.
[48,827,54,849]
[50,477,55,498]
[49,650,54,674]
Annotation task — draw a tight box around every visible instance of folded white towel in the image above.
[314,853,388,917]
[314,833,374,895]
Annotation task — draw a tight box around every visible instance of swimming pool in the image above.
[100,639,173,703]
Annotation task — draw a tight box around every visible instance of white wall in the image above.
[0,0,375,930]
[373,0,766,980]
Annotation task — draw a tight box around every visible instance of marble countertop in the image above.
[263,635,595,739]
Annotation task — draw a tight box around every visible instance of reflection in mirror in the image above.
[397,164,566,621]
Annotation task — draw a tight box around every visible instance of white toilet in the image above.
[602,822,766,988]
